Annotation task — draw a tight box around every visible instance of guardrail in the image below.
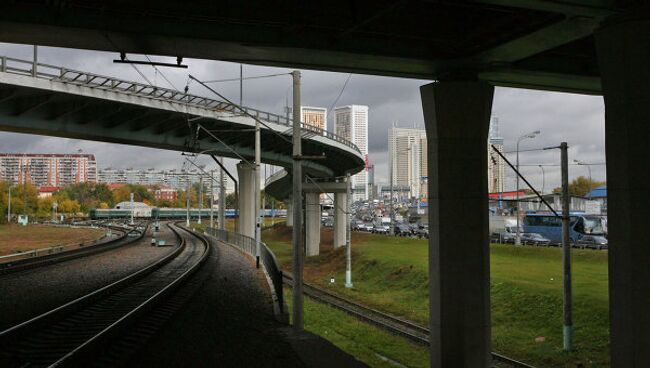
[0,56,361,155]
[205,227,284,314]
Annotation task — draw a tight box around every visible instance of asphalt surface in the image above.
[130,236,366,368]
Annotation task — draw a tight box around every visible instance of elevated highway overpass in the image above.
[0,2,647,366]
[0,57,364,180]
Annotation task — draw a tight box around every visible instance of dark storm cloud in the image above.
[0,43,607,191]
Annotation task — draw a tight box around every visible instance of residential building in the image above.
[388,127,428,199]
[301,106,327,133]
[0,153,97,188]
[335,105,369,201]
[488,117,505,194]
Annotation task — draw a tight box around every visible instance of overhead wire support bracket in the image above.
[114,52,188,68]
[490,144,560,218]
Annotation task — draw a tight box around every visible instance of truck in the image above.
[489,216,519,243]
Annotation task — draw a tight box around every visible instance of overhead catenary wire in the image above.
[328,73,352,113]
[202,72,291,84]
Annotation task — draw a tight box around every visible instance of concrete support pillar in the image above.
[596,15,650,367]
[237,161,256,238]
[305,192,321,257]
[286,197,293,227]
[420,80,494,367]
[333,192,347,248]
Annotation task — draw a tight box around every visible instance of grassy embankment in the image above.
[0,223,105,256]
[264,224,609,368]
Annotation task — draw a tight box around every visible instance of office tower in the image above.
[334,105,369,201]
[301,106,327,134]
[388,127,428,199]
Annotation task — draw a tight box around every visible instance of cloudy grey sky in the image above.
[0,43,606,193]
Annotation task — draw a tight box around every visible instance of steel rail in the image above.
[282,273,536,368]
[0,222,209,367]
[0,222,146,276]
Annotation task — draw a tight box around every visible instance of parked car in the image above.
[416,224,429,239]
[490,231,516,244]
[395,224,412,236]
[374,225,390,234]
[576,235,608,250]
[520,232,551,246]
[364,224,374,232]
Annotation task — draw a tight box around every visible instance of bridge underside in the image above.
[0,73,363,180]
[2,2,650,367]
[0,1,619,95]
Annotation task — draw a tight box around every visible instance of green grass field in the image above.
[264,225,610,367]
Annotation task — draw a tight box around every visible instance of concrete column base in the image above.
[237,161,256,238]
[333,192,347,248]
[305,193,320,257]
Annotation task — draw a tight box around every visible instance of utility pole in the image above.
[291,70,304,333]
[219,158,226,230]
[23,164,28,221]
[210,170,214,228]
[240,64,243,106]
[255,97,262,268]
[345,172,353,288]
[32,45,37,77]
[561,142,573,351]
[198,174,203,225]
[7,180,11,223]
[129,192,134,225]
[186,180,191,227]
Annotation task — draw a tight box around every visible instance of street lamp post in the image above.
[574,160,593,199]
[538,165,545,210]
[516,130,540,245]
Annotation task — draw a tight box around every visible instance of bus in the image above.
[523,213,606,245]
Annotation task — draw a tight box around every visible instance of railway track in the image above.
[283,273,535,368]
[0,222,147,276]
[0,222,210,367]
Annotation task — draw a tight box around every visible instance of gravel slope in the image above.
[0,223,179,330]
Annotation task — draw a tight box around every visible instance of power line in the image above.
[202,72,290,83]
[144,54,180,91]
[328,74,352,112]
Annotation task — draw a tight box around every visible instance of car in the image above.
[374,225,390,234]
[520,232,551,246]
[395,224,412,236]
[576,235,608,250]
[490,231,516,244]
[416,224,429,239]
[364,224,374,232]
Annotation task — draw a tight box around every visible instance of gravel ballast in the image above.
[0,223,179,330]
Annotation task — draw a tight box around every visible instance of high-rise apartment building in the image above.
[388,127,428,199]
[301,106,327,134]
[0,153,97,188]
[334,105,369,201]
[488,117,505,194]
[97,168,224,192]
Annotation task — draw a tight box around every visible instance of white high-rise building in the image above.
[334,105,368,201]
[301,106,327,134]
[488,117,505,194]
[388,127,428,199]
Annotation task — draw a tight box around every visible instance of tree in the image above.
[225,193,237,208]
[553,176,606,197]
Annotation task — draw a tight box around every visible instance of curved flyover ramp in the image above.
[0,57,364,181]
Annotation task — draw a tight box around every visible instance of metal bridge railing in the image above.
[0,56,361,155]
[205,227,284,314]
